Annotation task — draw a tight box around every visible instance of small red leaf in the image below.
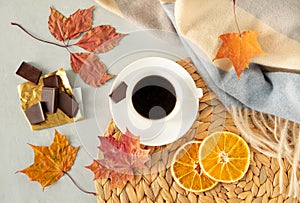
[64,6,94,40]
[70,53,90,73]
[75,25,126,53]
[98,73,114,85]
[48,7,67,42]
[75,53,113,87]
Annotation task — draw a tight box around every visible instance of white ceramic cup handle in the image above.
[196,88,203,99]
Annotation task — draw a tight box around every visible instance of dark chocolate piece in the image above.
[25,102,46,124]
[109,82,127,103]
[41,87,58,113]
[58,92,79,118]
[43,75,60,88]
[16,62,42,84]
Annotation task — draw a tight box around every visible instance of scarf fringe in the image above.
[230,107,300,198]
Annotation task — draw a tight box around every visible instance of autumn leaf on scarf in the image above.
[213,0,264,79]
[11,5,126,87]
[213,31,264,78]
[75,25,127,53]
[17,130,79,190]
[86,129,150,189]
[17,130,96,195]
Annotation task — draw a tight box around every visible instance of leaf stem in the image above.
[65,172,97,196]
[233,0,241,35]
[11,22,69,48]
[65,47,72,54]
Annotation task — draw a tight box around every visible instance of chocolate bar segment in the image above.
[58,92,79,118]
[25,102,46,124]
[43,75,60,88]
[41,87,58,113]
[16,62,42,84]
[109,81,127,103]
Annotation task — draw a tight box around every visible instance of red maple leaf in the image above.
[86,130,150,189]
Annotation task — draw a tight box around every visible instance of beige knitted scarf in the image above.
[95,0,300,198]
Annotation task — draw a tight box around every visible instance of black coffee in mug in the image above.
[132,75,176,119]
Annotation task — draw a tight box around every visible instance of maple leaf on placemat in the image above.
[86,129,150,189]
[87,160,134,189]
[70,52,114,87]
[17,130,79,190]
[75,25,127,53]
[213,31,264,79]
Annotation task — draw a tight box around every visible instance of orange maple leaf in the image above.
[213,30,264,79]
[17,130,79,190]
[86,129,150,189]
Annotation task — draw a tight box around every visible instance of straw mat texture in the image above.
[94,58,299,203]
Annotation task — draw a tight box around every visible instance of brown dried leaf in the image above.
[75,25,126,53]
[73,53,113,87]
[48,7,67,42]
[64,6,94,40]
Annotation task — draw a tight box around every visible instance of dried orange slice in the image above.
[171,141,217,192]
[199,132,250,183]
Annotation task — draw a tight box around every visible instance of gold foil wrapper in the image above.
[17,68,83,130]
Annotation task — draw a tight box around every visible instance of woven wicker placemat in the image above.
[94,58,299,203]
